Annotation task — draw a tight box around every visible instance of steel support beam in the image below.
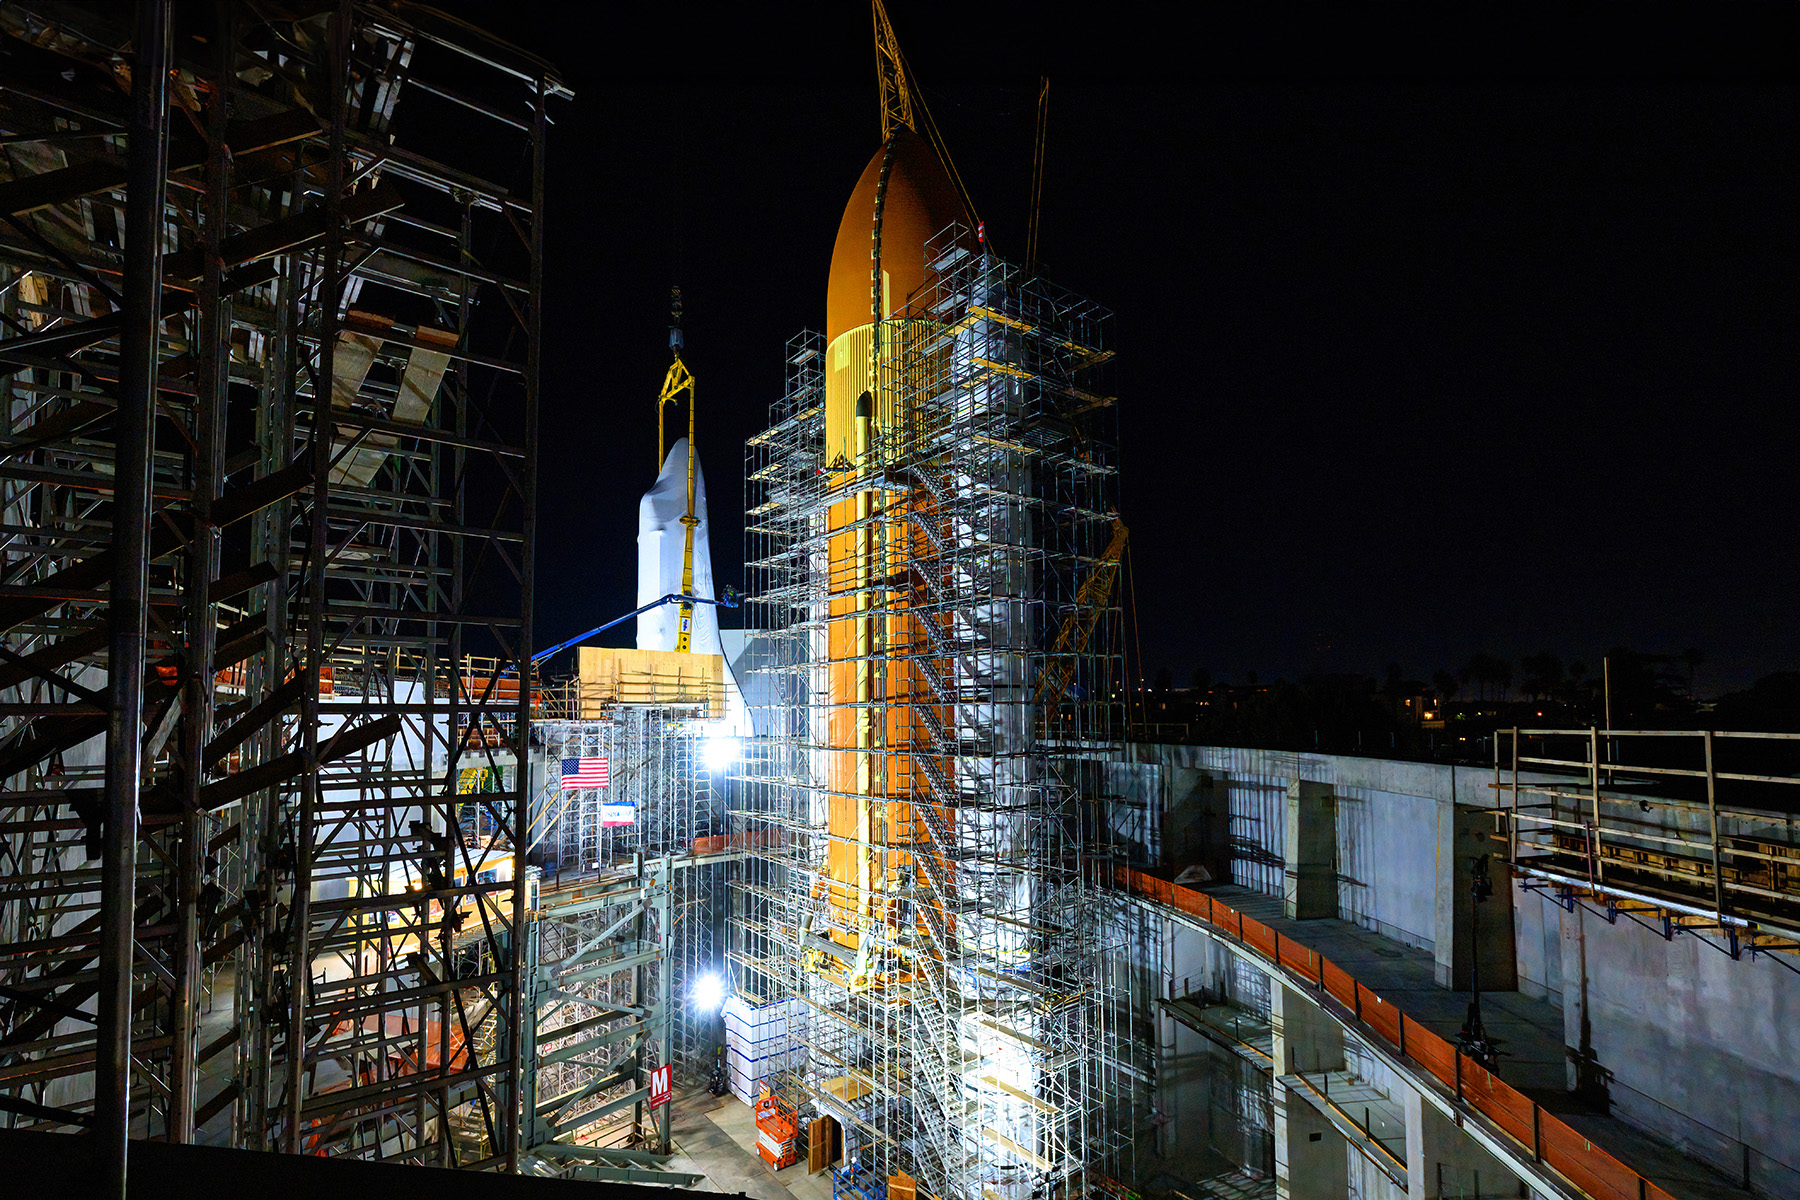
[97,4,170,1193]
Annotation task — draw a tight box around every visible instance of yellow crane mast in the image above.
[1033,520,1129,708]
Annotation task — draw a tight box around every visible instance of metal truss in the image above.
[0,2,565,1187]
[522,860,706,1185]
[512,700,737,1185]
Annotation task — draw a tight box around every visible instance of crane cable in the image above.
[1026,76,1049,275]
[656,286,701,653]
[1126,540,1147,733]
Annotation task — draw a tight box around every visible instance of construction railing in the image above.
[1495,728,1800,949]
[1115,867,1681,1200]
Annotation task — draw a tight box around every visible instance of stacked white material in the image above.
[722,995,798,1105]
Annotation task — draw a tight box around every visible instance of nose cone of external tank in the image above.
[825,128,974,342]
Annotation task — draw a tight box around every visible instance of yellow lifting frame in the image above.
[656,354,701,652]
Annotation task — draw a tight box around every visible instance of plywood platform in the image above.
[577,645,724,717]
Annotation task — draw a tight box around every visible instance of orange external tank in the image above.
[819,129,972,987]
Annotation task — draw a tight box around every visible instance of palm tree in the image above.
[1680,648,1704,701]
[1433,669,1460,702]
[1520,651,1564,701]
[1463,653,1513,701]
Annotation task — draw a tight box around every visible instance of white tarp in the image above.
[637,437,723,656]
[637,439,750,733]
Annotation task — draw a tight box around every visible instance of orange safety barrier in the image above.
[457,675,542,706]
[302,1015,469,1155]
[691,830,781,856]
[1242,918,1278,964]
[213,661,334,695]
[1321,959,1357,1011]
[1402,1015,1456,1089]
[1277,936,1321,984]
[1460,1056,1535,1148]
[1539,1112,1642,1200]
[1115,866,1683,1200]
[325,1013,470,1075]
[1358,982,1400,1044]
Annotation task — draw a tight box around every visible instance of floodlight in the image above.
[691,971,726,1013]
[702,734,739,773]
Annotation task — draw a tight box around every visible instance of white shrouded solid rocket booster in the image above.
[637,436,721,656]
[637,439,749,734]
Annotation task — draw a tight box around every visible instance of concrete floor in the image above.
[1210,887,1756,1200]
[194,963,239,1147]
[665,1086,834,1200]
[188,964,833,1193]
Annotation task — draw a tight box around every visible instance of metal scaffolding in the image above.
[532,706,727,1076]
[0,1,564,1183]
[502,681,736,1184]
[520,857,705,1187]
[734,229,1145,1200]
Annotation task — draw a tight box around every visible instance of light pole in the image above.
[1457,854,1500,1070]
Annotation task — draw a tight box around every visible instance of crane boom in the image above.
[869,0,981,245]
[1026,76,1049,274]
[872,0,913,139]
[1033,520,1128,708]
[529,589,740,668]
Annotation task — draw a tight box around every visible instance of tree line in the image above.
[1141,647,1800,756]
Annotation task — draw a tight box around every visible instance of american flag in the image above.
[560,756,608,790]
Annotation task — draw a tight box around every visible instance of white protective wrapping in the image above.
[722,995,799,1105]
[637,439,748,731]
[637,437,723,656]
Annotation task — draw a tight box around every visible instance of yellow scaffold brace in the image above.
[657,286,701,653]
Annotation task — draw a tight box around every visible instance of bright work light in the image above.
[702,732,738,773]
[691,971,726,1013]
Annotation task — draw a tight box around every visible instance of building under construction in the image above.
[2,6,1799,1200]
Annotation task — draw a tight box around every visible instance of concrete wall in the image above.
[1150,910,1517,1200]
[1125,746,1507,953]
[1131,743,1800,1197]
[1539,890,1800,1195]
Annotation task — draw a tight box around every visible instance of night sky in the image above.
[462,4,1795,694]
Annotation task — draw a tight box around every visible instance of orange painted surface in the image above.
[814,130,974,986]
[825,130,971,342]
